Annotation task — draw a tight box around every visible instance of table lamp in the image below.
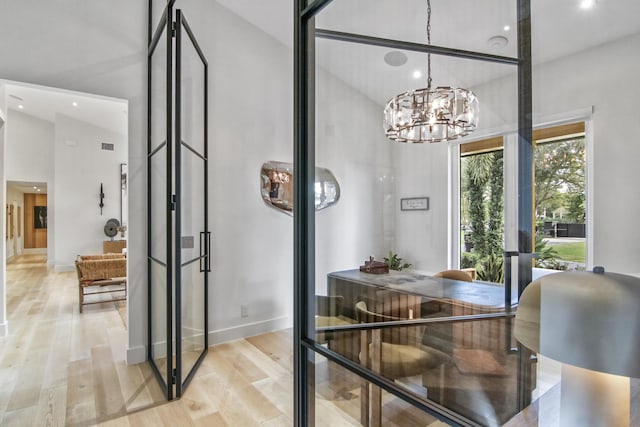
[514,267,640,426]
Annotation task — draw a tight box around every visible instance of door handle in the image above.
[206,231,211,272]
[200,231,205,272]
[200,231,212,272]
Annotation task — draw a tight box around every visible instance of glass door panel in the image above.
[150,144,168,383]
[150,0,169,37]
[175,9,208,395]
[148,5,173,399]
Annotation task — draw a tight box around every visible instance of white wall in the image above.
[5,186,24,259]
[0,84,5,120]
[392,142,449,274]
[162,2,295,342]
[53,113,126,269]
[315,67,395,293]
[177,2,395,345]
[5,110,55,262]
[6,110,55,183]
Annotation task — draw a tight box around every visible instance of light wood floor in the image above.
[0,254,445,427]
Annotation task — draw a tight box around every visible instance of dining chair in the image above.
[315,295,355,344]
[355,300,450,426]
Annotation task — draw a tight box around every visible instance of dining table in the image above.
[325,269,526,427]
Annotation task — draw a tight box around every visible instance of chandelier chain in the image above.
[427,0,432,90]
[382,0,479,143]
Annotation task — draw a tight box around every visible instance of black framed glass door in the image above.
[148,0,209,400]
[293,1,532,425]
[174,8,209,396]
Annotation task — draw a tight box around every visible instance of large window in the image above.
[534,124,586,271]
[460,140,505,283]
[459,122,587,277]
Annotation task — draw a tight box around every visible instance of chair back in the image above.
[355,301,403,323]
[434,269,473,282]
[356,300,421,346]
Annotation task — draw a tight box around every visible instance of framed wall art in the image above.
[34,206,47,229]
[400,197,429,211]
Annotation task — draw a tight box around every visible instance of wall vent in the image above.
[101,142,115,151]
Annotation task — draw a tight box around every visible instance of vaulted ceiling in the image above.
[217,0,640,106]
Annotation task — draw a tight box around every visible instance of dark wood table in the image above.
[326,269,527,427]
[328,269,517,313]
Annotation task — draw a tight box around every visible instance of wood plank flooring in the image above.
[0,254,444,426]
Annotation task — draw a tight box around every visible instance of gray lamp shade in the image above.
[514,270,640,378]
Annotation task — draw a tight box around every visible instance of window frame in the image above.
[450,120,591,272]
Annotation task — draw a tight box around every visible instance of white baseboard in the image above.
[126,345,146,365]
[55,264,75,272]
[23,248,47,254]
[0,321,8,337]
[151,341,167,359]
[209,316,291,345]
[124,317,292,365]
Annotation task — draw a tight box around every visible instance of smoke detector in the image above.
[487,35,509,49]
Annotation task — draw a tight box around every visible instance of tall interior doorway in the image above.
[7,181,47,257]
[1,80,129,333]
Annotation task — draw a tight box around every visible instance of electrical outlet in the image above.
[241,304,248,318]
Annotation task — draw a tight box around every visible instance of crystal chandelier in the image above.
[383,0,479,143]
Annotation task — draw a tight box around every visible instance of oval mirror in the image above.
[260,161,340,216]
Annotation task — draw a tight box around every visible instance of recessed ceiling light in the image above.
[503,25,510,31]
[37,189,41,192]
[580,0,594,9]
[18,105,24,109]
[412,70,422,79]
[33,186,37,189]
[72,102,78,107]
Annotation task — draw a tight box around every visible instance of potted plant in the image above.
[384,251,412,271]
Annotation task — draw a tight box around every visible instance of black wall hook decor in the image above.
[99,183,105,215]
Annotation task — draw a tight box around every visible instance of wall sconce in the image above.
[515,268,640,426]
[99,183,105,215]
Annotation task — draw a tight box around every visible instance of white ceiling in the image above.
[217,0,640,105]
[7,181,47,195]
[3,81,128,133]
